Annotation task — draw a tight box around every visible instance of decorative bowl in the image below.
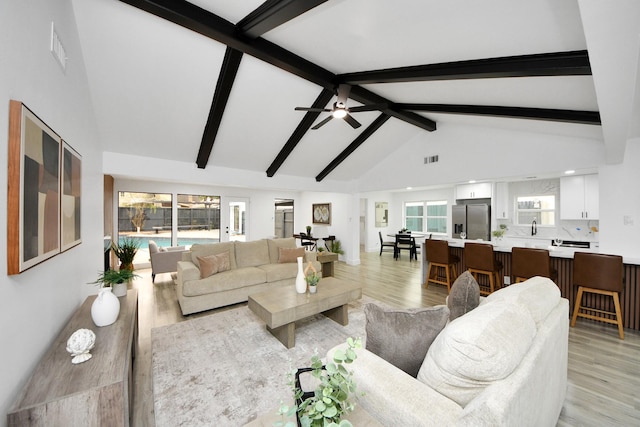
[66,328,96,364]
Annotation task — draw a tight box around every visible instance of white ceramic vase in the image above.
[112,280,128,297]
[295,257,306,294]
[91,288,121,327]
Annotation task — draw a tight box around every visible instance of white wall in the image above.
[599,138,640,258]
[0,0,104,423]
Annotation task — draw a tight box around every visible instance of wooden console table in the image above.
[318,252,338,277]
[8,290,138,426]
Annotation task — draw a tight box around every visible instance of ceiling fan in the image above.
[295,84,387,130]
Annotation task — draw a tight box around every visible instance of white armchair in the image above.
[149,240,188,283]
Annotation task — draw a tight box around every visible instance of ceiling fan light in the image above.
[333,109,347,119]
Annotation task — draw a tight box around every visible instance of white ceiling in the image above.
[72,0,609,186]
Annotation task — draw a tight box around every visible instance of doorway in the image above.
[221,197,248,242]
[274,199,294,238]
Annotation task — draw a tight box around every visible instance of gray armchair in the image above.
[149,240,188,283]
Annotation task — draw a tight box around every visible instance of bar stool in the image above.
[464,242,503,295]
[571,252,625,339]
[511,247,558,283]
[424,239,459,292]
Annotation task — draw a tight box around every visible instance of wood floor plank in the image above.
[129,250,640,426]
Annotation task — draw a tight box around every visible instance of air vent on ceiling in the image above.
[424,155,439,164]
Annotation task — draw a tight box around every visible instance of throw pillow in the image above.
[279,247,305,263]
[198,254,219,278]
[448,270,480,321]
[417,301,536,407]
[197,251,231,278]
[364,303,450,378]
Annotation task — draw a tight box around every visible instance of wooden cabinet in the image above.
[456,182,492,200]
[560,174,599,220]
[8,290,138,427]
[495,182,510,219]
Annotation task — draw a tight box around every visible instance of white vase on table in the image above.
[91,288,120,327]
[295,257,307,294]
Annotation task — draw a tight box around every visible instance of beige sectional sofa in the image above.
[176,237,320,315]
[329,277,569,426]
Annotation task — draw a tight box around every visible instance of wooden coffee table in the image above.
[248,277,362,348]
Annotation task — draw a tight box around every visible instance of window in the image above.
[177,194,220,246]
[404,202,423,232]
[516,195,555,225]
[426,201,447,234]
[118,191,172,266]
[404,200,447,234]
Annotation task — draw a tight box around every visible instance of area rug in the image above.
[151,296,374,427]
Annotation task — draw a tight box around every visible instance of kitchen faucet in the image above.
[531,219,537,236]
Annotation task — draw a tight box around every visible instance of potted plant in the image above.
[278,337,362,427]
[89,269,139,297]
[111,236,141,271]
[305,271,320,294]
[306,225,312,236]
[492,224,508,241]
[329,239,345,255]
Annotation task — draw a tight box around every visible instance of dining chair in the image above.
[395,234,415,261]
[378,231,395,256]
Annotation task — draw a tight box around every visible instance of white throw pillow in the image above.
[417,301,536,407]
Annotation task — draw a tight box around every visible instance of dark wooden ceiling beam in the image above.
[237,0,328,38]
[316,114,391,181]
[339,50,591,84]
[117,0,437,130]
[395,104,601,125]
[196,47,244,169]
[266,88,335,177]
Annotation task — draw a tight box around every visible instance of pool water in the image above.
[118,235,219,248]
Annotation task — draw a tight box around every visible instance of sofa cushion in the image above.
[279,247,305,263]
[257,263,298,282]
[191,242,237,270]
[267,237,297,264]
[485,276,560,324]
[448,270,480,321]
[417,301,536,407]
[149,240,159,254]
[235,239,270,268]
[364,303,450,378]
[182,266,267,297]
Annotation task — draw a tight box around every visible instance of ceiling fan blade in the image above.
[295,107,331,112]
[312,115,334,130]
[343,113,362,129]
[348,103,388,113]
[336,84,351,105]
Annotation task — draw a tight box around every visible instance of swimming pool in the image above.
[118,235,220,248]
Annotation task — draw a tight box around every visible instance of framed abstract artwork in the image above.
[7,100,80,274]
[312,203,331,225]
[61,141,82,251]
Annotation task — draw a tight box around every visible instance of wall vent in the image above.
[424,155,439,164]
[50,22,67,72]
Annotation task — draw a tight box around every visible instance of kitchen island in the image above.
[421,239,640,331]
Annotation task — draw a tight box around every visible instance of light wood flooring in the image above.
[130,250,640,426]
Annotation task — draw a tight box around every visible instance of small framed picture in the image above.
[312,203,331,225]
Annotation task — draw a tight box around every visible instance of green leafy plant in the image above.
[305,272,320,287]
[306,225,312,235]
[111,236,141,270]
[329,240,344,255]
[280,337,361,427]
[89,269,139,288]
[492,224,508,239]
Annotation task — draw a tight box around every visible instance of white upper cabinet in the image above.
[560,174,599,220]
[456,182,492,200]
[495,182,510,219]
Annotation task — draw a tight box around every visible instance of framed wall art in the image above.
[7,100,81,274]
[61,141,82,251]
[312,203,331,225]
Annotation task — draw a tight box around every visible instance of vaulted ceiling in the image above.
[72,0,606,185]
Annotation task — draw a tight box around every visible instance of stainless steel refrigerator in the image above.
[452,204,490,240]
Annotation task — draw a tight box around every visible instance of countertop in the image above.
[432,238,640,265]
